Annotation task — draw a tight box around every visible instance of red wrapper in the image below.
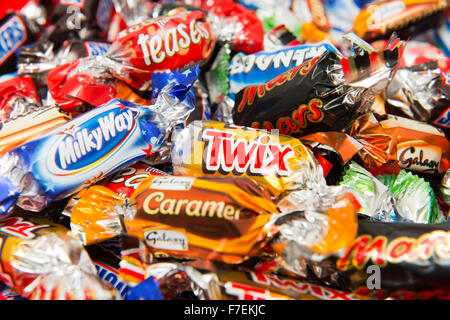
[104,161,169,198]
[0,76,40,122]
[185,0,264,54]
[47,9,215,112]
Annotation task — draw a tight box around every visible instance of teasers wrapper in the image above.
[171,120,325,197]
[231,38,404,138]
[47,10,215,111]
[69,175,360,266]
[0,209,119,300]
[353,0,449,41]
[302,217,450,299]
[0,104,71,158]
[227,41,340,99]
[183,0,265,54]
[0,80,196,216]
[346,113,450,175]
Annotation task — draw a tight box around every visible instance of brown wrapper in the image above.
[69,176,361,268]
[347,113,450,175]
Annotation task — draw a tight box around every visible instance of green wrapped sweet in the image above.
[338,162,397,222]
[381,170,446,224]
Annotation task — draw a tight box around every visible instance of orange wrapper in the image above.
[353,0,448,41]
[347,113,450,175]
[69,175,360,266]
[0,105,71,157]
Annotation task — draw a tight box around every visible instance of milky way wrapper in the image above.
[171,120,325,197]
[347,113,450,175]
[302,217,450,300]
[231,38,404,138]
[0,209,119,300]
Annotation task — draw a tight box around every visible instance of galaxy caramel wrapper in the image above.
[347,113,450,175]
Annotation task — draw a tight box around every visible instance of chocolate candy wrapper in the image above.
[69,175,360,267]
[385,62,450,135]
[0,12,37,74]
[47,10,215,111]
[298,131,364,183]
[120,258,360,300]
[263,24,302,51]
[47,0,113,45]
[86,240,131,298]
[182,0,265,54]
[441,169,450,206]
[353,0,449,41]
[17,38,111,91]
[227,41,340,100]
[299,217,450,299]
[171,120,325,197]
[0,80,196,216]
[0,209,120,300]
[0,104,71,158]
[347,113,450,175]
[231,37,404,138]
[376,169,446,223]
[104,160,170,198]
[338,161,398,222]
[0,75,41,122]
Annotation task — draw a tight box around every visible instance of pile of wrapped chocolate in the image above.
[0,0,448,300]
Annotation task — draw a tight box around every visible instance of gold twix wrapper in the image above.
[171,120,324,197]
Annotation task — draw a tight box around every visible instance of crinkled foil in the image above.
[441,169,450,206]
[10,232,120,300]
[145,262,223,300]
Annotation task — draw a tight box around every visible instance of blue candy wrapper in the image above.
[228,41,341,99]
[125,276,163,300]
[0,71,197,216]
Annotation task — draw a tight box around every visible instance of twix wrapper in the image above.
[347,113,450,175]
[171,120,325,197]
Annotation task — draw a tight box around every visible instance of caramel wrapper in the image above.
[347,113,450,175]
[71,175,278,264]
